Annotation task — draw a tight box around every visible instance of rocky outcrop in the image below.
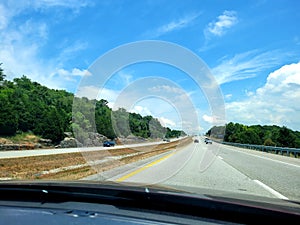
[38,138,52,146]
[117,135,146,145]
[64,132,73,138]
[56,137,83,148]
[56,133,108,148]
[83,132,108,147]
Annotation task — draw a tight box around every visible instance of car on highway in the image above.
[103,140,115,147]
[204,138,212,144]
[194,139,199,143]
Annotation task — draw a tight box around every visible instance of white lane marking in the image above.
[221,145,300,169]
[253,180,289,200]
[218,156,223,160]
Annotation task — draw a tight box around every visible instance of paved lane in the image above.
[216,142,300,200]
[0,138,183,159]
[85,137,300,201]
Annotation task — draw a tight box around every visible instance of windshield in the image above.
[0,0,300,205]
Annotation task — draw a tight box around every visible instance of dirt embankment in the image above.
[0,137,192,180]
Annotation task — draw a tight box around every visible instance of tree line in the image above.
[0,65,185,143]
[207,122,300,148]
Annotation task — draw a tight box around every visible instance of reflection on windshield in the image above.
[0,0,300,205]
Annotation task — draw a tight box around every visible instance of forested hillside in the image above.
[0,65,185,143]
[207,122,300,148]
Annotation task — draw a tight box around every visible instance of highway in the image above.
[0,138,182,159]
[84,137,300,202]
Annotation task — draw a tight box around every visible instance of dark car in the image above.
[103,140,115,147]
[194,139,199,143]
[204,138,212,144]
[163,138,170,142]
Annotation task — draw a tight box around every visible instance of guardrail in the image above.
[221,141,300,158]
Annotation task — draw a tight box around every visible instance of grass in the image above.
[3,132,41,144]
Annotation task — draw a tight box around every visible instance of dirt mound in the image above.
[0,138,13,144]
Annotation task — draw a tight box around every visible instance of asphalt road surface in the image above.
[0,138,182,159]
[84,137,300,202]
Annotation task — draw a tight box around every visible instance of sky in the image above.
[1,0,300,133]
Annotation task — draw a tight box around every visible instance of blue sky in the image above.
[1,0,300,133]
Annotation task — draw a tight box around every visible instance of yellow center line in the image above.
[116,152,175,182]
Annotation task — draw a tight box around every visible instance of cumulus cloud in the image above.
[226,62,300,130]
[131,105,152,116]
[75,85,120,109]
[206,10,237,37]
[56,68,91,79]
[158,117,176,127]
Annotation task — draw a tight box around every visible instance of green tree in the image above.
[0,88,18,135]
[277,126,296,148]
[264,138,276,146]
[0,63,6,82]
[35,107,65,143]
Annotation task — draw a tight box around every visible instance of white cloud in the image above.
[117,71,133,86]
[202,115,214,123]
[76,85,120,103]
[131,105,152,116]
[56,68,90,78]
[226,62,300,130]
[211,50,288,84]
[144,12,200,38]
[225,94,232,100]
[58,41,88,63]
[202,114,225,125]
[149,85,183,94]
[33,0,91,9]
[206,10,237,37]
[0,1,89,91]
[0,4,10,30]
[158,117,176,127]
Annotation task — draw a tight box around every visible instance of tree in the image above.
[0,73,186,142]
[264,138,276,146]
[0,87,18,135]
[71,111,92,143]
[95,99,115,139]
[35,107,65,143]
[0,63,5,82]
[277,126,296,148]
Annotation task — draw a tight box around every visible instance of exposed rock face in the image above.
[0,133,109,150]
[56,137,83,148]
[117,135,146,145]
[64,132,73,138]
[38,138,52,146]
[56,132,108,148]
[83,132,108,147]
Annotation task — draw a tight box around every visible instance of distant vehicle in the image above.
[204,138,212,144]
[194,139,199,143]
[103,140,115,147]
[163,138,170,142]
